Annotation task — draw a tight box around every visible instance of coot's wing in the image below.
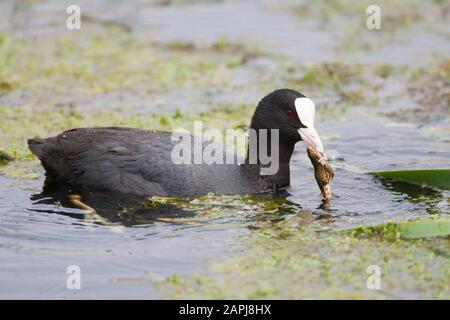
[57,127,176,196]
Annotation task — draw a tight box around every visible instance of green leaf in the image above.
[397,219,450,239]
[349,219,450,240]
[370,169,450,190]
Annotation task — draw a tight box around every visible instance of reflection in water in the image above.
[30,181,199,227]
[29,178,304,228]
[374,177,448,215]
[318,199,332,212]
[28,168,448,229]
[376,177,442,199]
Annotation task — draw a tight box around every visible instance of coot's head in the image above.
[250,89,325,155]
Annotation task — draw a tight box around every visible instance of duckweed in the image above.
[159,218,450,299]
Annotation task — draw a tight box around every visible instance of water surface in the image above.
[0,0,449,299]
[1,111,448,298]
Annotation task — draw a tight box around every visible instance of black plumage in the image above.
[28,89,306,196]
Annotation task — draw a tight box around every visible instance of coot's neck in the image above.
[245,130,295,188]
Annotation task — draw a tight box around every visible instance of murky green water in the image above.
[0,0,449,299]
[1,111,448,298]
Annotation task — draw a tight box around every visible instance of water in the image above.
[0,110,448,298]
[0,175,249,298]
[4,0,449,65]
[0,0,449,299]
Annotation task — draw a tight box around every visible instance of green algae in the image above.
[0,29,267,115]
[283,61,382,109]
[159,218,450,299]
[134,193,299,223]
[350,219,450,240]
[407,58,450,122]
[290,0,449,52]
[295,62,365,89]
[0,31,223,94]
[1,4,449,300]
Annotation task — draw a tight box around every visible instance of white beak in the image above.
[295,97,326,157]
[298,126,325,156]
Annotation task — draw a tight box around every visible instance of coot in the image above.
[28,89,326,196]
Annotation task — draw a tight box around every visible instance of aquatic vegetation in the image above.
[0,30,217,93]
[0,150,13,168]
[0,30,262,113]
[141,193,300,222]
[159,217,450,299]
[289,0,448,52]
[373,64,408,79]
[1,1,448,300]
[407,58,450,122]
[283,61,380,108]
[282,57,450,124]
[350,218,450,240]
[371,169,450,191]
[294,62,365,89]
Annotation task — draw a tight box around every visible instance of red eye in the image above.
[285,110,294,118]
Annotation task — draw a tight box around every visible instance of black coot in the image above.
[28,89,325,196]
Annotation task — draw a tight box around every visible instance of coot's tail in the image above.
[28,138,47,159]
[28,137,70,181]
